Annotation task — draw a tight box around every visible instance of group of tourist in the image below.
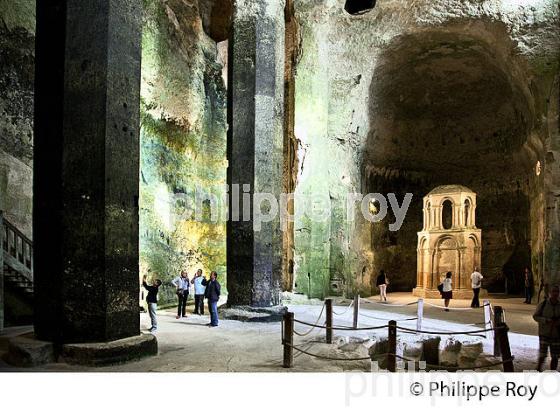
[375,268,484,310]
[142,269,222,333]
[436,268,484,311]
[435,266,534,311]
[376,266,532,310]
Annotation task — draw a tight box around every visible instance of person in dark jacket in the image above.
[376,270,388,302]
[533,285,560,371]
[524,267,534,304]
[202,271,221,327]
[142,274,162,333]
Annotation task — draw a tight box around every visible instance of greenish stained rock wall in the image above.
[0,0,35,237]
[140,0,227,303]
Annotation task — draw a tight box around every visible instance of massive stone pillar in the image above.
[33,0,148,347]
[227,0,285,306]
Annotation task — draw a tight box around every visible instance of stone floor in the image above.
[0,293,543,372]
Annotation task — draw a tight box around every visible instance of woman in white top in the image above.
[441,271,453,311]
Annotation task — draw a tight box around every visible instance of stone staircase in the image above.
[1,212,33,327]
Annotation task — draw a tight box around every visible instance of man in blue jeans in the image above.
[202,271,221,327]
[142,274,162,333]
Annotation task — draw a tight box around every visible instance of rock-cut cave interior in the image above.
[0,0,559,373]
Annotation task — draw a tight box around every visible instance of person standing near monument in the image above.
[524,267,534,304]
[441,271,453,311]
[470,267,483,308]
[533,285,560,371]
[376,270,388,302]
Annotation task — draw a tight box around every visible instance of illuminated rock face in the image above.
[1,0,560,312]
[292,0,559,298]
[139,0,228,305]
[413,185,485,299]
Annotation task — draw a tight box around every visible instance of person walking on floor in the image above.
[142,274,162,333]
[172,270,190,319]
[376,270,388,302]
[533,285,560,371]
[440,271,453,312]
[191,268,206,315]
[524,267,534,304]
[202,271,221,327]
[470,267,483,308]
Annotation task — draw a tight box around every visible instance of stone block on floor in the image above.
[421,336,441,366]
[5,333,55,367]
[219,305,287,322]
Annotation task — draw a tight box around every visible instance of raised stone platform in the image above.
[62,334,158,366]
[412,287,488,300]
[4,333,157,367]
[219,305,287,322]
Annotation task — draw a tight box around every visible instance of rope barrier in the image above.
[293,305,325,337]
[292,340,324,359]
[397,329,486,338]
[296,323,324,338]
[358,311,418,322]
[332,300,354,316]
[423,301,491,311]
[467,320,492,326]
[282,301,512,371]
[293,318,388,331]
[283,342,371,361]
[361,299,418,307]
[284,344,513,369]
[396,325,495,336]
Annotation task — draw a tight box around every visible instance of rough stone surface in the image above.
[421,336,441,365]
[227,0,285,306]
[338,336,374,352]
[5,334,54,367]
[458,341,484,367]
[368,337,389,368]
[219,305,287,322]
[33,0,143,343]
[140,0,228,305]
[61,334,158,366]
[0,1,34,237]
[0,151,32,238]
[473,354,502,370]
[440,338,462,367]
[403,340,423,361]
[198,0,233,42]
[0,6,34,168]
